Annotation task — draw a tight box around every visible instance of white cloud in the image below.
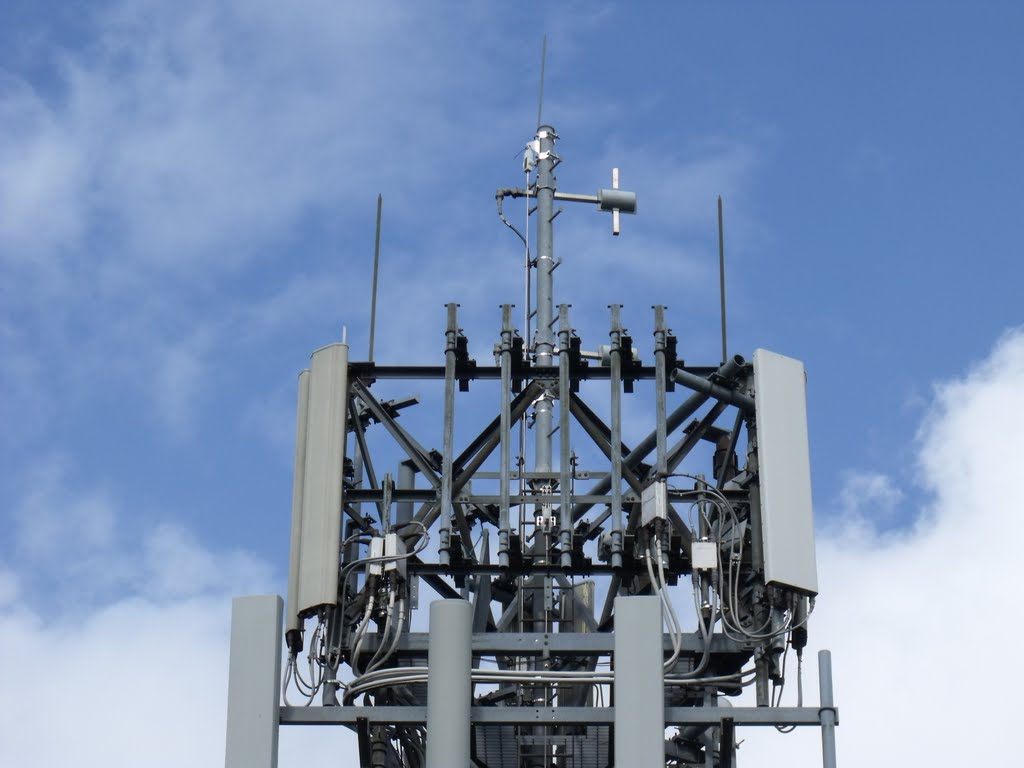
[0,567,18,607]
[742,327,1024,765]
[834,468,903,524]
[0,458,289,767]
[0,0,514,444]
[13,456,117,563]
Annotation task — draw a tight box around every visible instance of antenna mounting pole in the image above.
[533,125,557,476]
[537,34,547,129]
[369,194,382,362]
[718,195,728,365]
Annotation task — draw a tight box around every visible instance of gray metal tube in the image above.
[396,461,415,525]
[499,305,513,569]
[746,426,765,573]
[426,600,472,768]
[818,649,838,768]
[653,306,669,477]
[608,305,624,568]
[571,388,710,523]
[670,361,753,412]
[439,304,458,566]
[568,354,744,523]
[558,304,573,569]
[533,125,557,474]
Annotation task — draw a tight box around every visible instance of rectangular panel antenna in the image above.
[753,348,818,595]
[297,342,350,615]
[286,368,311,637]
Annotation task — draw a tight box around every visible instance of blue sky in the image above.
[2,2,1022,765]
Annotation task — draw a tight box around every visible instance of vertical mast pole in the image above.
[534,125,557,475]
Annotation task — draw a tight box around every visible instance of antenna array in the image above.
[225,108,838,768]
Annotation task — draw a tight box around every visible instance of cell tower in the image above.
[225,113,839,768]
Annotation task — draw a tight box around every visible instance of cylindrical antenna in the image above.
[537,34,547,129]
[368,193,382,362]
[718,195,728,365]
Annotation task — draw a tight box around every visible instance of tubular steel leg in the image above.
[396,460,415,525]
[439,304,459,566]
[557,304,573,569]
[818,649,838,768]
[426,600,472,768]
[499,304,514,569]
[225,595,282,768]
[614,596,664,768]
[608,305,624,569]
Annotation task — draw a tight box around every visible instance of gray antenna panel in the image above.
[753,348,818,595]
[286,368,311,634]
[297,342,350,615]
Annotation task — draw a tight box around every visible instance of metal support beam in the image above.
[558,304,574,569]
[499,304,514,568]
[439,304,459,567]
[225,595,282,768]
[533,125,557,477]
[654,305,669,478]
[665,400,730,473]
[568,394,644,494]
[281,705,831,727]
[608,305,625,569]
[819,649,838,768]
[571,387,711,523]
[671,363,753,412]
[350,378,440,487]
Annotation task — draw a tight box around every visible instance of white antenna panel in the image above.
[286,368,310,635]
[753,348,818,595]
[296,342,350,616]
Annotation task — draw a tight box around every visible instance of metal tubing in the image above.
[818,650,838,768]
[670,364,754,412]
[349,378,440,488]
[755,653,770,707]
[396,461,415,525]
[746,425,765,573]
[654,306,669,477]
[666,400,729,473]
[284,705,832,727]
[558,304,573,569]
[499,304,514,569]
[568,397,644,495]
[614,596,664,768]
[349,394,384,526]
[567,351,749,524]
[608,305,624,569]
[426,600,472,768]
[439,304,458,566]
[718,195,728,366]
[716,408,744,489]
[369,193,382,362]
[570,386,710,523]
[413,382,543,532]
[533,125,557,475]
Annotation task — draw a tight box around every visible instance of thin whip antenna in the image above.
[717,195,728,364]
[368,193,382,362]
[537,34,547,129]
